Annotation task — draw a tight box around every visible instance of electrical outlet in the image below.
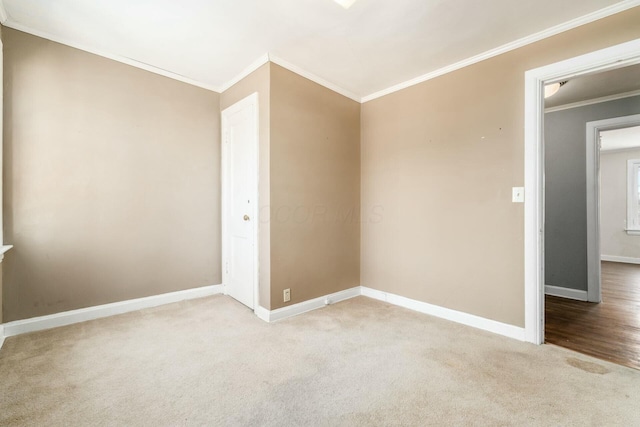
[283,288,291,303]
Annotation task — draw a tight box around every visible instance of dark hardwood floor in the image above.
[545,261,640,370]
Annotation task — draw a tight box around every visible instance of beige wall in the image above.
[3,29,221,322]
[361,7,640,327]
[0,262,3,322]
[270,64,360,309]
[4,8,639,325]
[600,148,640,260]
[220,63,271,309]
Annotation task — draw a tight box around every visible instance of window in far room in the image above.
[627,159,640,235]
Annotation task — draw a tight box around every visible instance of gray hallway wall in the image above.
[544,95,640,291]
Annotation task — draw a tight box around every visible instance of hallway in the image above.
[545,261,640,370]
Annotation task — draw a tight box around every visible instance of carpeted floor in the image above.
[1,295,639,426]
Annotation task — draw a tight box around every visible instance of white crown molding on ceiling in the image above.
[1,0,639,102]
[218,54,270,93]
[360,0,640,103]
[0,0,221,92]
[545,89,640,113]
[269,55,361,103]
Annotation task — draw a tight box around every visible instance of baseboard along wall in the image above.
[255,287,361,323]
[601,255,640,265]
[256,286,525,341]
[1,284,528,350]
[2,284,224,338]
[544,285,588,301]
[361,287,526,341]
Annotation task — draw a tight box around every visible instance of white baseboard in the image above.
[544,285,588,301]
[258,287,361,323]
[2,284,223,339]
[361,286,526,341]
[254,305,270,322]
[601,255,640,265]
[2,283,529,347]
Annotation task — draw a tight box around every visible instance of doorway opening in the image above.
[544,101,640,368]
[524,39,640,351]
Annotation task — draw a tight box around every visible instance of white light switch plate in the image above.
[512,187,524,203]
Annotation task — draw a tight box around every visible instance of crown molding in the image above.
[2,0,638,102]
[2,20,221,92]
[544,89,640,113]
[361,0,640,103]
[219,53,270,93]
[268,54,361,103]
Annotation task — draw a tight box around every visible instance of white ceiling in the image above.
[601,126,640,152]
[1,0,636,100]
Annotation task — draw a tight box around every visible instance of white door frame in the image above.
[221,92,260,310]
[524,38,640,345]
[586,114,640,303]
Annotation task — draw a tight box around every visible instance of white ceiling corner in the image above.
[1,19,222,92]
[218,53,270,93]
[601,125,640,151]
[0,0,9,24]
[2,0,639,102]
[269,54,361,102]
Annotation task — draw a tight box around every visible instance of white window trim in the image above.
[627,159,640,235]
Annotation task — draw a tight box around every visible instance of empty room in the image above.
[1,0,640,425]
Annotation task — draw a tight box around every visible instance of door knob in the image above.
[243,215,250,221]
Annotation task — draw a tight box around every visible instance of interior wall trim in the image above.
[601,255,640,264]
[545,90,640,113]
[4,1,638,103]
[257,287,361,322]
[219,54,270,93]
[544,285,588,301]
[0,20,221,92]
[269,55,361,103]
[524,38,640,345]
[360,0,640,103]
[360,286,526,341]
[1,284,224,339]
[0,284,530,349]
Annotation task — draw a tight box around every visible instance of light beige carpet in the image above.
[1,295,639,426]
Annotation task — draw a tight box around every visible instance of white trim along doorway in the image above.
[221,93,260,311]
[585,114,640,304]
[524,38,640,345]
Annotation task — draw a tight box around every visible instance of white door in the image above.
[222,93,258,309]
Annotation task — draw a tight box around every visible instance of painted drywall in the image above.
[545,96,640,291]
[270,64,360,309]
[2,29,221,322]
[0,29,4,246]
[361,7,640,327]
[220,63,271,309]
[0,262,3,323]
[600,147,640,260]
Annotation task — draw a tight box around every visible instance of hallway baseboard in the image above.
[601,255,640,265]
[544,285,588,301]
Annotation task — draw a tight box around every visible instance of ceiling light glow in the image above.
[544,83,560,98]
[334,0,358,9]
[544,81,568,99]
